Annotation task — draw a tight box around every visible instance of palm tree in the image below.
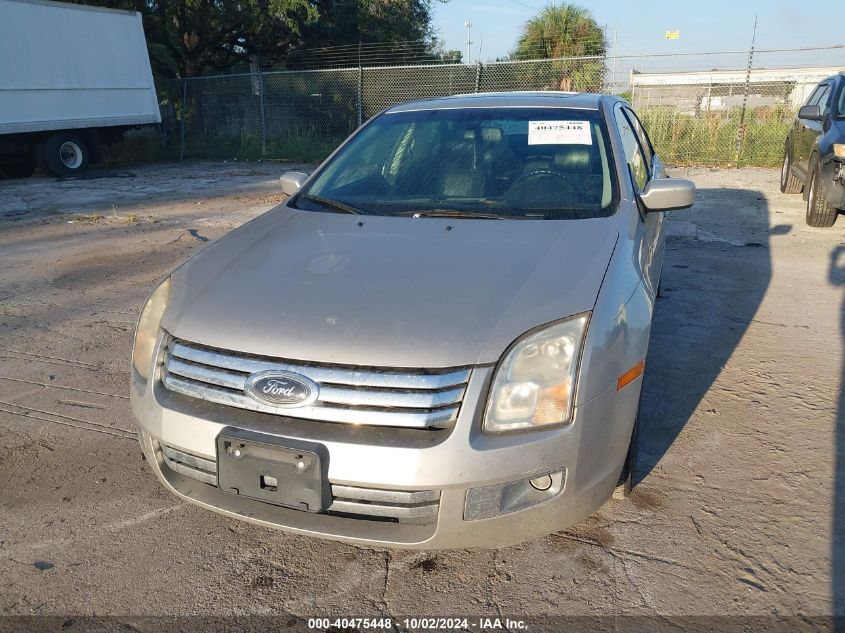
[511,4,607,92]
[513,4,606,60]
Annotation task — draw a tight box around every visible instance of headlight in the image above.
[483,314,589,433]
[131,277,171,380]
[834,144,845,159]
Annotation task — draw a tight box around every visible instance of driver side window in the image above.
[614,106,648,192]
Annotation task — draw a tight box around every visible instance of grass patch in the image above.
[102,128,179,166]
[185,124,343,163]
[639,107,791,167]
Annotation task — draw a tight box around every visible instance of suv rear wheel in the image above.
[779,147,802,194]
[806,161,838,227]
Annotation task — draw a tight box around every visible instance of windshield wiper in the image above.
[397,209,511,220]
[298,194,362,215]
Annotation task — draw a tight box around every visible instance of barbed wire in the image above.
[186,38,845,78]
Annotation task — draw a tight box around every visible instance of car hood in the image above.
[164,207,618,368]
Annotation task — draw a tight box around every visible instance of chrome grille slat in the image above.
[162,372,459,428]
[160,444,217,473]
[162,339,470,429]
[331,485,440,504]
[166,356,465,409]
[158,443,439,524]
[167,356,246,390]
[319,384,464,409]
[170,341,470,390]
[161,449,217,486]
[329,499,438,522]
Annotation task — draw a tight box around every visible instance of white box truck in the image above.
[0,0,161,177]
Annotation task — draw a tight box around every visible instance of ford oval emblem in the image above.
[244,370,319,408]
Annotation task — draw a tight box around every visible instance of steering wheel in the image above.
[511,169,579,196]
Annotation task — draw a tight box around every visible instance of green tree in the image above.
[74,0,319,78]
[513,4,606,60]
[294,0,445,67]
[511,4,606,91]
[74,0,447,77]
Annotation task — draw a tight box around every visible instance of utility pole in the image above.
[735,15,758,165]
[464,20,473,64]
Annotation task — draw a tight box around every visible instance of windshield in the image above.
[294,107,617,220]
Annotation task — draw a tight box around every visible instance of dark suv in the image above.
[781,73,845,227]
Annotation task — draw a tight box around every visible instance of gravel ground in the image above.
[0,161,843,627]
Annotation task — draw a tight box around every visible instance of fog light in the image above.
[464,470,565,521]
[529,474,553,491]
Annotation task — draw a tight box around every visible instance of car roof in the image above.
[385,92,610,113]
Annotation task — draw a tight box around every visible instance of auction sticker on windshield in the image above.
[528,120,592,145]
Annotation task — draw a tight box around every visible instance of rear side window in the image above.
[614,107,648,192]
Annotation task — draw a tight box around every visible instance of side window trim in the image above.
[622,107,654,176]
[613,103,649,194]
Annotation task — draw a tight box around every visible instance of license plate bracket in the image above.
[216,427,329,512]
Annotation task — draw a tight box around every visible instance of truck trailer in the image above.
[0,0,161,177]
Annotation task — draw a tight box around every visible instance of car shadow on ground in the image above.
[635,187,775,484]
[831,244,845,629]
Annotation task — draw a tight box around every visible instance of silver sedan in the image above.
[130,92,694,549]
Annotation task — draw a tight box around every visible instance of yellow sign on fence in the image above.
[665,30,680,40]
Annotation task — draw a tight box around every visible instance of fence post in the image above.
[179,78,187,161]
[258,67,267,159]
[630,76,636,108]
[259,71,267,159]
[475,62,483,93]
[357,67,363,127]
[356,40,363,127]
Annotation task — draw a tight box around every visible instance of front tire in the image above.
[779,147,802,194]
[806,161,838,228]
[40,132,90,177]
[613,408,640,499]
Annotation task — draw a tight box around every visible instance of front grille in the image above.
[161,339,470,429]
[160,443,440,524]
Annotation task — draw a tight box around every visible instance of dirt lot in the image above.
[0,161,843,627]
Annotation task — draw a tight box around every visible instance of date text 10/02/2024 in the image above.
[308,617,528,630]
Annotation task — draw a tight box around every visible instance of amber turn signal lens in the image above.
[617,360,645,391]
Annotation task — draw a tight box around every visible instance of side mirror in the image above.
[280,171,309,196]
[798,104,822,121]
[638,178,695,212]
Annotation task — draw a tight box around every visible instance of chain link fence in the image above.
[172,46,845,167]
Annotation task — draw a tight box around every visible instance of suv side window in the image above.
[614,106,648,192]
[623,107,654,172]
[812,84,832,117]
[837,81,845,117]
[804,85,823,107]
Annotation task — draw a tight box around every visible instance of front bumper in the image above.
[131,348,640,550]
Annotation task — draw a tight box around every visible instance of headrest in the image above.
[554,146,591,173]
[480,127,502,143]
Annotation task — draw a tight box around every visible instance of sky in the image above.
[432,0,838,63]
